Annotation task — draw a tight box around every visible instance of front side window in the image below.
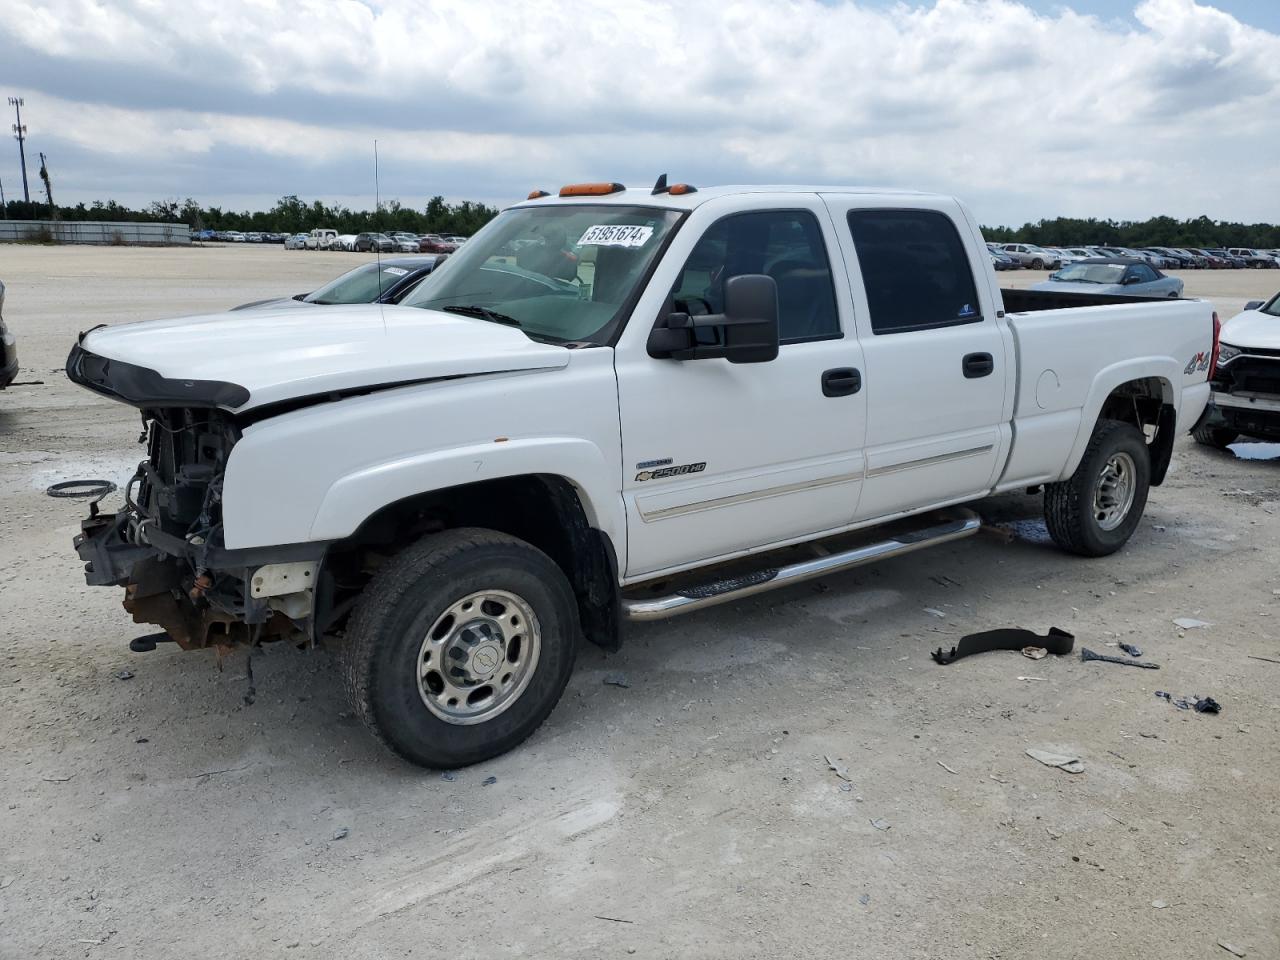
[847,209,982,335]
[403,204,682,344]
[669,210,839,343]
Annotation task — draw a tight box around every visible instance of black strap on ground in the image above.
[932,627,1074,665]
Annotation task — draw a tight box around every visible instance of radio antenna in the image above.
[374,139,385,296]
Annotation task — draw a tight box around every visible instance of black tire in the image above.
[1031,258,1044,270]
[1192,422,1238,449]
[1044,419,1150,557]
[342,528,579,768]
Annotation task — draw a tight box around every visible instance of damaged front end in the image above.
[73,401,324,652]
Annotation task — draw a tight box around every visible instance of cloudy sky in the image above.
[1,0,1278,226]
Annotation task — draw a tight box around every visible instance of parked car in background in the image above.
[1033,258,1183,298]
[999,243,1061,269]
[392,232,421,253]
[1227,248,1279,269]
[445,235,468,245]
[419,234,457,254]
[1203,248,1244,268]
[0,280,17,391]
[306,228,338,250]
[354,232,395,253]
[284,234,308,250]
[231,256,443,311]
[1048,247,1089,265]
[224,231,246,243]
[1193,291,1280,448]
[1189,248,1231,268]
[989,248,1019,271]
[193,229,216,241]
[334,234,358,251]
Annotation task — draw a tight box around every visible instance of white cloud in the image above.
[2,0,1278,223]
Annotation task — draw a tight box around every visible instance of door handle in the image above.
[962,352,994,379]
[822,367,861,397]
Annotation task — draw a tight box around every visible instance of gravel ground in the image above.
[1,244,1278,959]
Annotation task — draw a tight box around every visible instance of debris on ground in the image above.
[858,894,870,905]
[114,669,134,681]
[932,627,1074,665]
[603,672,631,688]
[440,771,455,782]
[331,827,348,841]
[824,755,853,782]
[869,818,891,831]
[1022,646,1048,660]
[0,876,15,890]
[1246,655,1280,665]
[1152,899,1168,909]
[481,775,497,786]
[923,607,947,618]
[1217,940,1246,957]
[936,760,958,775]
[1081,647,1160,669]
[1119,642,1143,657]
[1156,691,1222,714]
[1173,617,1211,630]
[1026,748,1085,774]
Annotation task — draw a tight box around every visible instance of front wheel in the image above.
[1044,419,1150,557]
[342,528,579,768]
[1031,258,1044,270]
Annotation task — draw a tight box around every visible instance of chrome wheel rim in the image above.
[417,589,540,725]
[1094,451,1137,531]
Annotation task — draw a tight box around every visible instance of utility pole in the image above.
[9,96,30,204]
[0,174,6,218]
[38,152,53,216]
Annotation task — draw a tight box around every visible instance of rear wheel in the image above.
[343,528,579,768]
[1031,258,1044,270]
[1192,422,1238,449]
[1044,419,1150,557]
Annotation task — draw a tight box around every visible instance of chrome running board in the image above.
[621,508,982,622]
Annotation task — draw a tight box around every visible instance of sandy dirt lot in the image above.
[1,245,1278,959]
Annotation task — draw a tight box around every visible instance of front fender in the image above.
[307,437,622,547]
[1060,358,1178,478]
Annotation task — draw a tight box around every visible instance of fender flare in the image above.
[306,436,624,554]
[1060,359,1178,479]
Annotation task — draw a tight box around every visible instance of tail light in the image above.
[1208,311,1221,379]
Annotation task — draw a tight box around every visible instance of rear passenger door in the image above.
[822,197,1012,521]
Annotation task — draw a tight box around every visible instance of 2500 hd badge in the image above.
[635,462,707,482]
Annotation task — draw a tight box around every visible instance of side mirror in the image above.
[648,274,780,364]
[1245,300,1264,311]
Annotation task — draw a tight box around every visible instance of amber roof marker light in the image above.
[558,182,626,197]
[527,189,550,199]
[651,174,696,196]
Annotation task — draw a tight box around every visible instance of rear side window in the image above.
[671,210,840,343]
[848,209,982,335]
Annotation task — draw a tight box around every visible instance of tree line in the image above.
[982,215,1280,249]
[1,194,500,237]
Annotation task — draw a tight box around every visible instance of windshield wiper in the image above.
[442,304,522,327]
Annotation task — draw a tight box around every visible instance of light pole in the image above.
[9,96,31,205]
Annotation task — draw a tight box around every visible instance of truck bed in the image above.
[1001,288,1173,313]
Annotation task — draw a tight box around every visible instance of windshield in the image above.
[1051,263,1126,284]
[304,261,416,304]
[402,203,683,343]
[1262,293,1280,317]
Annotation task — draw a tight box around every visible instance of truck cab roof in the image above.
[512,183,941,211]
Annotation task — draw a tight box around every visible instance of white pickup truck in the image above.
[66,181,1216,767]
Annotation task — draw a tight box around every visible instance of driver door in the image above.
[614,195,868,578]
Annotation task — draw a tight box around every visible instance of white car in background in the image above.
[334,234,358,251]
[284,234,308,250]
[999,243,1061,270]
[445,235,468,245]
[1048,247,1088,265]
[224,231,246,243]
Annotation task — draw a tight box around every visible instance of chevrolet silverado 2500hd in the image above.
[66,181,1217,767]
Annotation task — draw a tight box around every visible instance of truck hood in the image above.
[1221,308,1280,349]
[71,303,571,412]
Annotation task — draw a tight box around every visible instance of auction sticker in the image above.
[382,267,409,276]
[578,224,654,248]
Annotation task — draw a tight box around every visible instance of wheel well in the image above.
[1098,377,1176,485]
[318,475,621,650]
